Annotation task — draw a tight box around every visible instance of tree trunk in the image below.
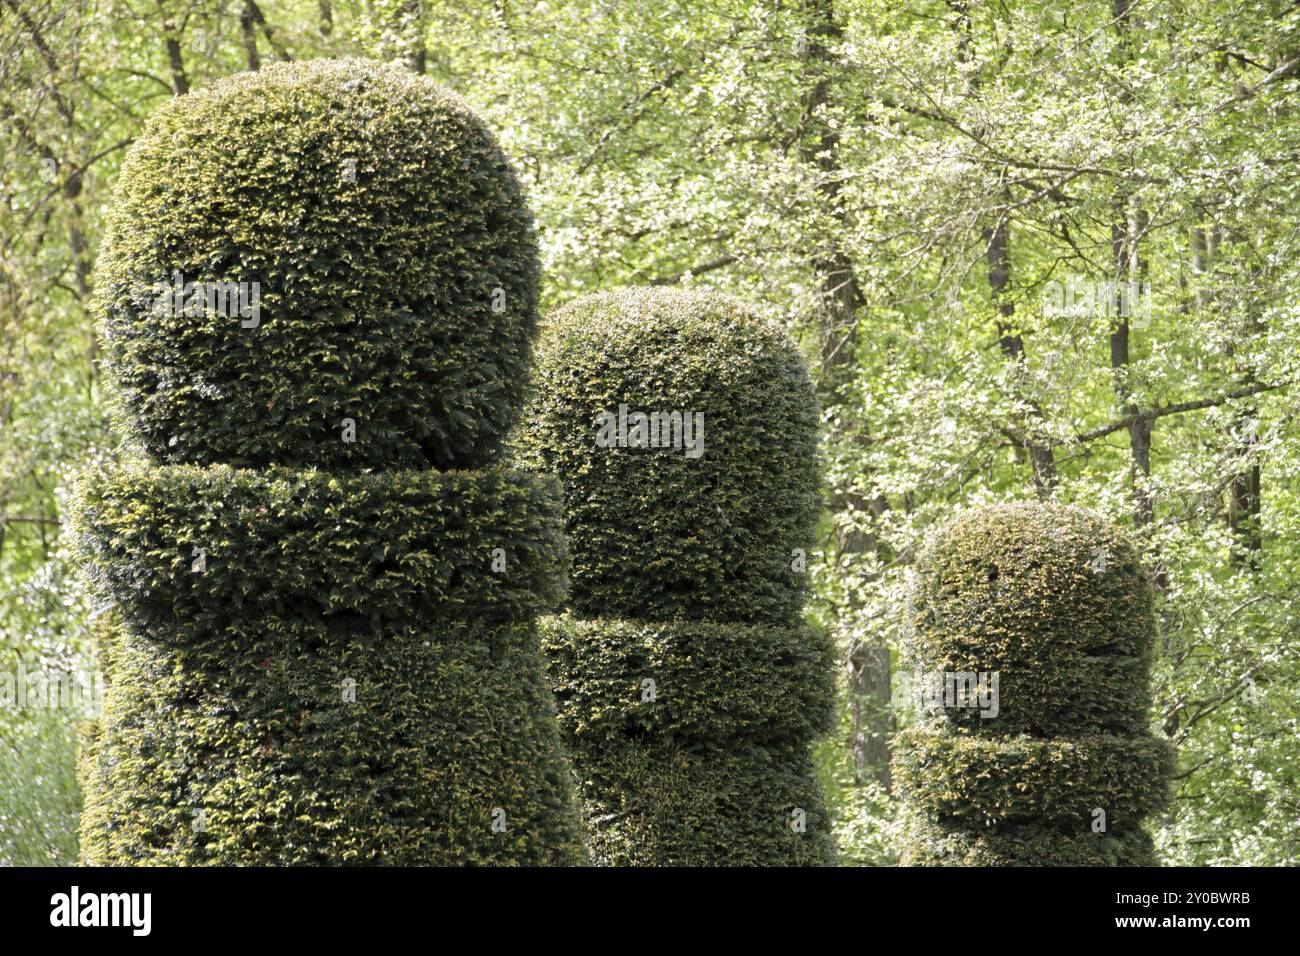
[800,0,892,788]
[984,212,1058,495]
[401,1,426,74]
[1109,211,1155,527]
[165,33,189,95]
[242,2,261,71]
[1110,1,1155,529]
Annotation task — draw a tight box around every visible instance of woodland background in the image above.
[2,0,1298,865]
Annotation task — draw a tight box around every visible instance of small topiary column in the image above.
[519,288,837,865]
[893,502,1173,865]
[74,59,585,864]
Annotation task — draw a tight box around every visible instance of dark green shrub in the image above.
[892,730,1172,826]
[901,817,1155,867]
[95,59,539,472]
[570,739,836,867]
[80,618,581,865]
[76,465,569,641]
[540,615,835,744]
[893,502,1173,866]
[903,502,1153,736]
[76,59,583,865]
[517,288,821,627]
[521,287,835,865]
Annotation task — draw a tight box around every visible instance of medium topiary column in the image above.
[519,288,837,865]
[74,59,585,864]
[893,502,1173,865]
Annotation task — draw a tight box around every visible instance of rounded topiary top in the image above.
[95,59,539,471]
[905,502,1155,735]
[517,288,821,626]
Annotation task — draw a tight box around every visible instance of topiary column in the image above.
[893,502,1173,865]
[519,288,837,865]
[74,59,585,864]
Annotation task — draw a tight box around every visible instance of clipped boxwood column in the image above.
[892,502,1173,865]
[520,288,837,865]
[74,59,584,864]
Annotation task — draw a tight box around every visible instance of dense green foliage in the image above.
[71,58,583,865]
[95,59,539,472]
[0,536,94,866]
[894,503,1172,865]
[74,465,568,639]
[541,615,835,746]
[903,503,1154,736]
[568,738,836,866]
[901,817,1156,867]
[527,287,836,865]
[0,709,83,864]
[894,732,1173,826]
[80,616,582,865]
[518,288,821,627]
[4,0,1300,866]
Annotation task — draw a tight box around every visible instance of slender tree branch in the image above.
[1066,382,1283,446]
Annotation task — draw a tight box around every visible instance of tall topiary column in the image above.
[74,59,585,864]
[519,288,837,865]
[893,502,1173,865]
